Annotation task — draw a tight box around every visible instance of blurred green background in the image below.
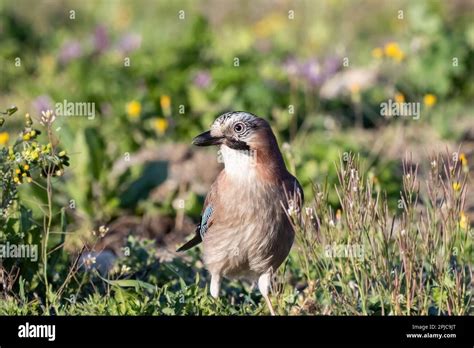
[0,0,473,270]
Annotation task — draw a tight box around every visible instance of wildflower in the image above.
[160,95,171,110]
[30,150,39,161]
[371,47,383,59]
[153,118,169,135]
[58,40,82,64]
[58,150,66,157]
[193,70,212,88]
[384,42,405,62]
[42,143,52,154]
[0,132,9,145]
[93,25,109,54]
[349,83,360,94]
[452,182,461,192]
[126,100,141,118]
[160,95,171,117]
[83,253,97,268]
[459,153,468,166]
[24,164,29,171]
[40,110,56,126]
[394,92,405,103]
[459,212,469,230]
[253,13,285,38]
[423,94,437,107]
[32,95,53,115]
[118,33,142,54]
[25,113,32,127]
[98,225,109,238]
[120,265,131,274]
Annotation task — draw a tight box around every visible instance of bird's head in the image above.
[192,111,271,151]
[192,111,288,181]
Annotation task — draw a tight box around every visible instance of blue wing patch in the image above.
[199,205,213,239]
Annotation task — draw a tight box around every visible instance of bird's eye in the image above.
[233,122,245,134]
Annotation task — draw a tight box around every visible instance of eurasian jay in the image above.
[177,111,303,315]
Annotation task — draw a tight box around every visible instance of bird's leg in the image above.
[258,272,276,316]
[210,274,221,298]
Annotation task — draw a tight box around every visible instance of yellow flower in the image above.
[0,132,10,145]
[126,100,141,118]
[31,150,39,160]
[160,95,171,110]
[459,212,469,230]
[371,47,383,59]
[153,118,169,135]
[394,92,405,103]
[253,13,285,38]
[423,94,437,107]
[24,164,30,170]
[384,42,405,62]
[349,83,360,94]
[459,153,467,166]
[452,182,461,191]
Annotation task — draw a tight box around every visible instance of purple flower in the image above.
[93,25,109,54]
[282,56,341,88]
[117,33,142,54]
[59,40,82,64]
[282,57,300,78]
[322,56,341,78]
[32,95,53,115]
[302,59,324,86]
[193,70,212,89]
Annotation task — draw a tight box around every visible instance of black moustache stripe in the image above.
[225,138,250,151]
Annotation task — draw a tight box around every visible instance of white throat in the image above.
[219,145,257,181]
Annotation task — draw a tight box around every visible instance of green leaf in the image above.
[99,275,156,292]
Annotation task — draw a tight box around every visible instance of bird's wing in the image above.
[176,172,221,252]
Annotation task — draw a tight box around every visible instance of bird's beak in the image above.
[192,131,223,146]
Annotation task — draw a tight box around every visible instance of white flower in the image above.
[83,253,96,268]
[98,225,109,237]
[120,265,131,274]
[40,110,56,126]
